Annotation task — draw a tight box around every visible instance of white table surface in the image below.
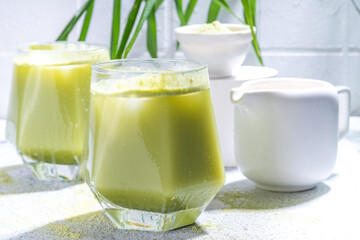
[0,118,360,240]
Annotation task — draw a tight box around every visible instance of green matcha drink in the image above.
[83,60,225,231]
[6,43,109,180]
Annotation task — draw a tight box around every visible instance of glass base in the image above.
[92,189,204,232]
[20,153,82,181]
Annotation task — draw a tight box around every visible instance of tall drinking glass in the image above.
[83,59,225,231]
[6,42,109,181]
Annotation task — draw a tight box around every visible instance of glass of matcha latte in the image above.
[6,42,109,181]
[82,59,225,231]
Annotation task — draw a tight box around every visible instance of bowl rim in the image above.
[174,23,254,35]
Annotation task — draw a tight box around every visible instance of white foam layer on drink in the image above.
[91,71,209,96]
[14,43,109,66]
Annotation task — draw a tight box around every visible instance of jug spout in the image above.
[230,87,246,104]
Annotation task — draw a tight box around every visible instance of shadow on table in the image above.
[206,178,331,211]
[11,211,207,240]
[0,165,80,194]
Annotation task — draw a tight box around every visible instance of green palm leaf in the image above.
[147,8,157,57]
[174,0,186,26]
[110,0,121,59]
[146,0,164,58]
[207,0,221,23]
[212,0,244,23]
[78,0,94,41]
[123,0,157,58]
[184,0,198,23]
[116,0,142,59]
[241,0,263,65]
[56,0,93,41]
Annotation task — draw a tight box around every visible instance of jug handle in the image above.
[336,86,351,140]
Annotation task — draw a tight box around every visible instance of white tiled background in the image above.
[0,0,360,118]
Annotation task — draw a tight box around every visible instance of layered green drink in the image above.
[83,60,225,231]
[6,43,109,180]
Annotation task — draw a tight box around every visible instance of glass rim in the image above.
[92,59,208,75]
[17,42,108,54]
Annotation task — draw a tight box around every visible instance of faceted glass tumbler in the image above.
[5,42,109,181]
[82,59,225,231]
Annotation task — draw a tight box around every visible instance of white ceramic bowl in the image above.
[175,24,253,79]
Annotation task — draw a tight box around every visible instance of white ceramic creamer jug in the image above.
[230,78,350,192]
